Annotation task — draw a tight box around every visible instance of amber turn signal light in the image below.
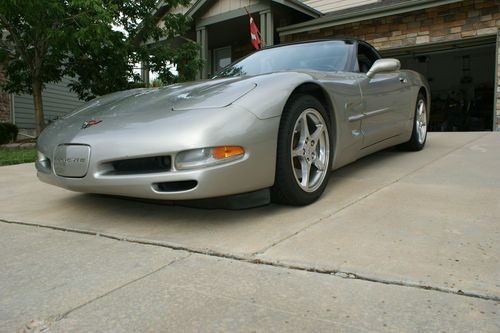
[212,146,245,159]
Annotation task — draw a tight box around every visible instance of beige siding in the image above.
[303,0,379,14]
[201,0,261,19]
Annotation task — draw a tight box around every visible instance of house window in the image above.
[213,46,232,73]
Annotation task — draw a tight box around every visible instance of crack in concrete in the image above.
[2,218,499,303]
[18,253,191,333]
[252,132,491,256]
[60,253,191,319]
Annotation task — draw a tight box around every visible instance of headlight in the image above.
[175,146,245,170]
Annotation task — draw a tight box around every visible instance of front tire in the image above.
[402,92,428,151]
[271,94,332,206]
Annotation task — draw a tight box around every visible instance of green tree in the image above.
[0,0,200,136]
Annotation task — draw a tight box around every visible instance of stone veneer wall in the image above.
[0,67,10,122]
[282,0,500,129]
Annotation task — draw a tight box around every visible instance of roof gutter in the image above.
[278,0,464,37]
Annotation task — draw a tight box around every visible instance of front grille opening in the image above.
[154,180,198,192]
[107,156,171,175]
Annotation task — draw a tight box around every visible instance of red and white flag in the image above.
[249,16,260,50]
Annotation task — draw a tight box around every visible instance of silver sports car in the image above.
[37,39,430,206]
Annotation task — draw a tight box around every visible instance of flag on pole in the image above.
[249,15,261,50]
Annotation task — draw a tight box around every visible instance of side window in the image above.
[357,44,380,73]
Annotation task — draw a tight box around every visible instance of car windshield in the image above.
[214,40,354,78]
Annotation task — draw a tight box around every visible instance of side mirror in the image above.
[366,59,401,78]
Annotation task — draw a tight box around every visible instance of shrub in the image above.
[152,79,163,87]
[0,122,19,144]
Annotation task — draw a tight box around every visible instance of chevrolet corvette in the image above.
[36,39,430,206]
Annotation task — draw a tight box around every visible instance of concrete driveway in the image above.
[1,132,499,332]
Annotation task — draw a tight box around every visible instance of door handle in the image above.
[399,77,407,83]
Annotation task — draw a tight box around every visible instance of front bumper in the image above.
[37,144,273,200]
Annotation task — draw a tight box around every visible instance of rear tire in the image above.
[401,92,428,151]
[271,94,332,206]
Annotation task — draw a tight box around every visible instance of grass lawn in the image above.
[0,148,37,166]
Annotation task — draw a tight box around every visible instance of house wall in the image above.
[0,67,10,122]
[14,77,85,129]
[282,0,500,129]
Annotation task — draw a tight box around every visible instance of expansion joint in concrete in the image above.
[2,218,499,304]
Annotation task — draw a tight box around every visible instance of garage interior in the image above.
[383,38,497,132]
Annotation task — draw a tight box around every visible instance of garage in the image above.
[383,36,497,132]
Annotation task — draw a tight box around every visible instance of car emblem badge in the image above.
[82,120,102,129]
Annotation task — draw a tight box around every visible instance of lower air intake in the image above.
[108,156,171,175]
[154,180,198,192]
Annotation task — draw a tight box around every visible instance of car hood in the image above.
[62,76,256,121]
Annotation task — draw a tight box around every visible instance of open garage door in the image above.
[382,36,497,132]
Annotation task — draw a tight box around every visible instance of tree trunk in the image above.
[32,78,45,137]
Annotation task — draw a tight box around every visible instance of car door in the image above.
[355,43,410,148]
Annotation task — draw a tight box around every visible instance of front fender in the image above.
[232,72,317,119]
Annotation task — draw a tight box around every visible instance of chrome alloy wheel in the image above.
[290,108,330,193]
[416,99,427,144]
